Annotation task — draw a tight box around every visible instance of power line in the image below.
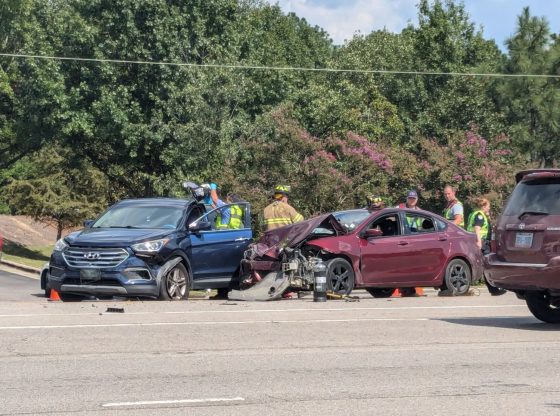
[0,52,558,78]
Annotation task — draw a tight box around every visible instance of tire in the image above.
[399,288,417,297]
[42,272,51,298]
[525,293,560,324]
[366,288,395,298]
[159,262,190,301]
[443,258,471,295]
[326,258,355,295]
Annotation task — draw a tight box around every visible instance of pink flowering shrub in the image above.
[409,128,523,212]
[224,107,524,230]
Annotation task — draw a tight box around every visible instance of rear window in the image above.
[503,178,560,216]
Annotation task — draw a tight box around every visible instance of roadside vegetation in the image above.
[2,242,52,269]
[1,0,558,233]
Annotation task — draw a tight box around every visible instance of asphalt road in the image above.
[0,268,559,415]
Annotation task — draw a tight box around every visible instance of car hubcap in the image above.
[166,268,187,299]
[450,264,468,292]
[331,264,350,292]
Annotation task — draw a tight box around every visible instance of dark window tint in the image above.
[503,178,560,216]
[368,214,401,237]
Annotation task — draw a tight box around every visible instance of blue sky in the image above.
[266,0,560,49]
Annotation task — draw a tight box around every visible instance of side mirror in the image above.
[363,228,383,239]
[189,220,212,232]
[83,220,95,228]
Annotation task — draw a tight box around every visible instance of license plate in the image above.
[515,232,533,248]
[80,269,101,281]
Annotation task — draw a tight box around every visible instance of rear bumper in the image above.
[484,253,560,291]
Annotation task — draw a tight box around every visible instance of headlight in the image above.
[54,239,68,252]
[131,239,169,253]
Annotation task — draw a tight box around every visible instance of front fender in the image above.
[156,257,183,287]
[306,236,364,286]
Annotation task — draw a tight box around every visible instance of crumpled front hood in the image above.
[65,227,172,247]
[252,214,345,259]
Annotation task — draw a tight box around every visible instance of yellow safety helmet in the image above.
[274,185,291,195]
[366,195,384,209]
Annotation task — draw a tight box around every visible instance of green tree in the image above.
[0,0,68,169]
[4,146,108,240]
[498,7,560,167]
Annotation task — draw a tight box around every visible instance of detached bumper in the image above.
[484,253,560,291]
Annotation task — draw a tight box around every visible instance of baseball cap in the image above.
[407,190,418,199]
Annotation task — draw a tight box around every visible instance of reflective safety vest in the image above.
[467,210,489,239]
[228,204,243,229]
[443,199,465,228]
[263,201,304,231]
[215,206,230,230]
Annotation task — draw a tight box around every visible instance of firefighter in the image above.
[263,185,304,231]
[365,195,385,213]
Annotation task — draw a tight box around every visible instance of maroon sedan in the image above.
[230,208,482,300]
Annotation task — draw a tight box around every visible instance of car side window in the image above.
[368,214,401,237]
[186,205,205,227]
[435,218,448,232]
[193,203,249,231]
[405,214,436,234]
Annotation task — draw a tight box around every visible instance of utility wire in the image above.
[0,52,559,78]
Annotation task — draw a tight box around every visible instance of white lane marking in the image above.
[102,397,245,407]
[0,304,527,318]
[0,317,430,330]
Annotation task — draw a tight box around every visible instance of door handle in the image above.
[235,237,249,242]
[398,241,409,246]
[439,237,447,241]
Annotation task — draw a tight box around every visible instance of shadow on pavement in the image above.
[5,240,50,262]
[436,316,560,330]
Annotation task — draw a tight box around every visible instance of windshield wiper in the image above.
[518,211,549,220]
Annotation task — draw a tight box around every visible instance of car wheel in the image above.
[444,258,471,295]
[326,258,355,295]
[160,262,190,301]
[399,288,417,297]
[525,293,560,324]
[42,272,51,298]
[366,288,395,298]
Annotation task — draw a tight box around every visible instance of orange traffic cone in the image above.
[392,289,401,297]
[415,287,424,296]
[49,289,61,301]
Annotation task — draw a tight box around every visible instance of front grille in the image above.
[62,247,129,269]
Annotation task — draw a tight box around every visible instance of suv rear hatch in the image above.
[497,172,560,264]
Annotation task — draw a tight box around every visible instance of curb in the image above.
[0,259,41,275]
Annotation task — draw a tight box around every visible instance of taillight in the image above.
[489,225,497,253]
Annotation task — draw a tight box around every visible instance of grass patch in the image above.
[2,241,52,269]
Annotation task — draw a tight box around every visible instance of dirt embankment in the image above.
[0,215,68,246]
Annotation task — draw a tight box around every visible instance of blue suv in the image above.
[45,198,252,301]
